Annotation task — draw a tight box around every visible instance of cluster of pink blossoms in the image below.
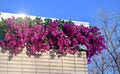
[0,17,106,61]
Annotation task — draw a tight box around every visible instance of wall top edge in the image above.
[0,12,89,27]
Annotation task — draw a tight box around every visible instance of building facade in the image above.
[0,12,89,74]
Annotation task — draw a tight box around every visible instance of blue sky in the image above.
[0,0,120,25]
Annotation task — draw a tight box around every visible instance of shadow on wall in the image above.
[0,43,83,61]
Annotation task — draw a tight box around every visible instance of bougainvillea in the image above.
[0,17,106,62]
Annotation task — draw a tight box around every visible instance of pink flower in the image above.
[0,18,106,61]
[72,38,78,47]
[41,43,50,52]
[4,33,11,41]
[59,48,65,53]
[51,31,58,37]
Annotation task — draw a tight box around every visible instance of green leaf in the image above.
[35,17,43,24]
[58,19,64,31]
[67,20,74,25]
[44,18,52,26]
[0,18,6,36]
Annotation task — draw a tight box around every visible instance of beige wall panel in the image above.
[0,48,88,74]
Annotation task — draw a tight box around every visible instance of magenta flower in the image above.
[0,17,106,61]
[4,33,11,41]
[72,38,78,47]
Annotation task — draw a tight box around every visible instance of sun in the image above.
[18,13,27,18]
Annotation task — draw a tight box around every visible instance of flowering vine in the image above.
[0,17,106,62]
